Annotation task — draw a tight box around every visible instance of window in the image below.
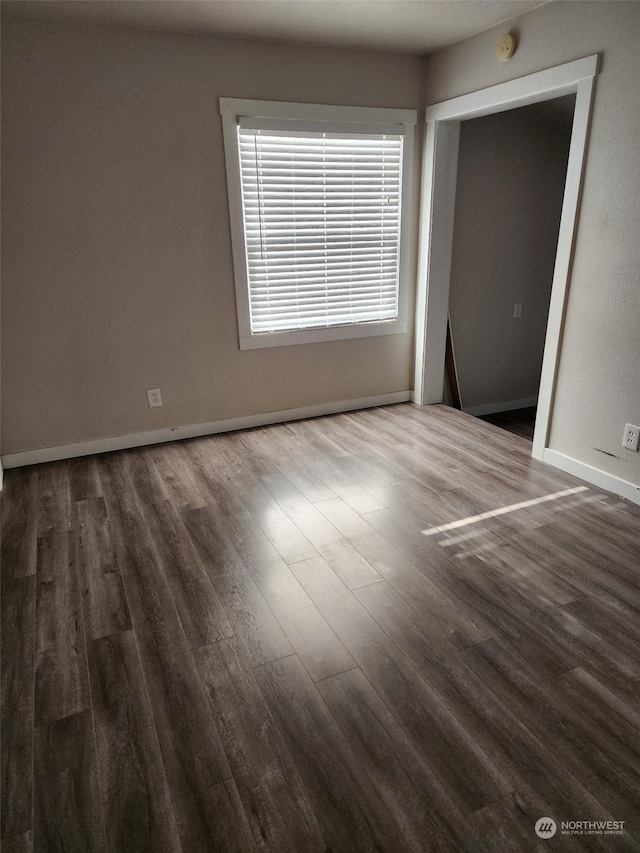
[220,98,416,349]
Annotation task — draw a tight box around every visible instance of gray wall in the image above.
[449,107,571,414]
[3,1,640,495]
[1,20,422,454]
[425,0,640,487]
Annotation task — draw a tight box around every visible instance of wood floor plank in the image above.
[404,405,590,500]
[458,641,640,843]
[248,505,319,566]
[37,461,72,534]
[378,407,570,508]
[260,471,381,588]
[204,434,281,517]
[363,492,501,568]
[151,442,208,510]
[264,579,357,683]
[455,538,584,607]
[194,639,322,852]
[183,439,248,515]
[558,596,640,676]
[288,416,351,460]
[211,441,322,564]
[534,669,640,824]
[1,577,35,840]
[208,568,295,668]
[316,496,490,650]
[568,664,640,731]
[338,451,409,492]
[569,497,640,561]
[289,556,512,815]
[389,475,540,555]
[266,461,338,505]
[390,405,536,474]
[124,455,234,647]
[68,456,102,503]
[362,473,448,524]
[1,468,38,581]
[436,550,579,679]
[197,434,319,565]
[317,667,475,851]
[438,665,631,850]
[173,778,258,853]
[353,578,457,667]
[101,457,231,796]
[33,711,106,852]
[134,615,230,801]
[242,427,339,504]
[1,831,33,853]
[308,414,411,485]
[153,504,235,648]
[87,631,182,852]
[215,511,355,681]
[253,654,410,852]
[353,577,635,846]
[305,456,385,514]
[73,497,131,640]
[97,453,178,628]
[34,530,91,724]
[497,522,640,618]
[181,505,243,577]
[331,412,414,482]
[435,480,553,535]
[544,513,640,586]
[346,407,497,496]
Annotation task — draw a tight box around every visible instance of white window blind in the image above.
[237,125,404,335]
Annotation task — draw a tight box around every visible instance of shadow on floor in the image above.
[478,406,536,441]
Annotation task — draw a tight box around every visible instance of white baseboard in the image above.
[0,458,4,491]
[1,391,411,469]
[464,397,538,417]
[543,448,640,506]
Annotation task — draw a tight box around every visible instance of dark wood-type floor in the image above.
[479,406,537,441]
[2,403,640,852]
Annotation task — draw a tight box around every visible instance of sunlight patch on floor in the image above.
[421,486,589,536]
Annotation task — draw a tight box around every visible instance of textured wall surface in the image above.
[449,107,571,412]
[425,0,640,487]
[1,21,421,453]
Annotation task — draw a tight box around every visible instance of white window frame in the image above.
[220,97,416,350]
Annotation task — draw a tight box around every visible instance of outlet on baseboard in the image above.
[622,423,639,451]
[147,388,163,408]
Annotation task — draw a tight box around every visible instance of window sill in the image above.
[239,318,408,350]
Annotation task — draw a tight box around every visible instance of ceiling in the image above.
[2,0,550,55]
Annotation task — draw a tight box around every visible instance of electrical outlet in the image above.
[147,388,162,408]
[623,424,639,451]
[513,302,523,319]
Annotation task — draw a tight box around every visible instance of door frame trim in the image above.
[412,54,599,460]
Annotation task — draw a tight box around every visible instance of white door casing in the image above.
[413,55,598,461]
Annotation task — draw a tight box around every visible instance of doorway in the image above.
[447,95,576,443]
[413,55,598,462]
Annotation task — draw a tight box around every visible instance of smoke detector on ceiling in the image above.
[497,33,517,61]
